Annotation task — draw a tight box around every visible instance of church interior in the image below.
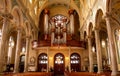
[0,0,120,76]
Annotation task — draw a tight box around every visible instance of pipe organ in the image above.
[43,9,75,46]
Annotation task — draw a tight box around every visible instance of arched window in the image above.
[7,36,14,64]
[20,55,25,63]
[38,53,48,72]
[19,55,25,72]
[70,53,81,72]
[55,53,64,64]
[54,53,65,75]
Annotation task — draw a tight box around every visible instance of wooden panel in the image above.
[64,71,115,76]
[3,72,53,76]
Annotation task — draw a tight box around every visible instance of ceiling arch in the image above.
[95,9,104,28]
[12,6,23,26]
[87,22,93,36]
[38,0,80,20]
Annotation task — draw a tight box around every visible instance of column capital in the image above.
[62,28,67,32]
[1,12,13,19]
[94,27,100,31]
[51,18,56,22]
[62,18,67,22]
[87,35,93,39]
[44,9,49,14]
[16,26,22,31]
[68,9,74,15]
[22,35,31,39]
[26,35,31,39]
[51,28,55,32]
[104,12,112,19]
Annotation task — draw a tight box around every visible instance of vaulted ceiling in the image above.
[19,0,96,28]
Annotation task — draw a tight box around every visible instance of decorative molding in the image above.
[0,12,13,19]
[29,56,36,66]
[104,12,112,19]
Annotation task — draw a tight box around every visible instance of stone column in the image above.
[104,12,118,76]
[0,13,12,73]
[94,27,102,73]
[87,36,93,72]
[69,9,74,34]
[14,27,22,73]
[51,20,55,46]
[69,47,71,72]
[44,9,49,40]
[47,47,49,72]
[63,18,67,44]
[24,36,30,72]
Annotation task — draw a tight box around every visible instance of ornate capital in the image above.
[68,9,74,15]
[62,28,67,32]
[94,27,100,31]
[16,26,22,31]
[44,9,49,14]
[22,35,31,39]
[63,18,67,22]
[104,12,112,19]
[86,35,93,39]
[51,18,56,22]
[51,28,55,32]
[1,13,13,19]
[26,35,31,39]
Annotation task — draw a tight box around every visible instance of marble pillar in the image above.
[69,10,74,34]
[88,36,93,72]
[44,9,49,40]
[69,47,71,72]
[94,27,102,73]
[63,18,67,44]
[105,12,118,76]
[51,21,55,46]
[14,28,22,73]
[24,36,30,72]
[0,13,12,72]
